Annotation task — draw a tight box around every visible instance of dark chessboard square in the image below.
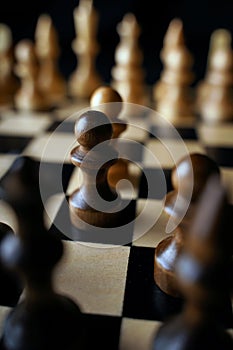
[46,120,75,133]
[83,314,121,350]
[150,126,197,140]
[122,246,184,322]
[205,147,233,167]
[0,136,32,154]
[39,162,74,202]
[138,168,172,199]
[0,269,22,307]
[116,139,143,162]
[50,197,136,245]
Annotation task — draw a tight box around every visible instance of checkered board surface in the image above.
[0,97,233,349]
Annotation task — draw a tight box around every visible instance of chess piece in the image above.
[0,23,19,106]
[14,39,50,111]
[90,85,129,187]
[153,176,233,349]
[68,0,102,99]
[207,29,232,69]
[196,29,233,123]
[0,156,84,350]
[154,153,220,297]
[35,14,66,104]
[153,18,195,122]
[69,110,126,230]
[111,13,147,105]
[0,222,22,307]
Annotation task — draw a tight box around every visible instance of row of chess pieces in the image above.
[1,0,233,123]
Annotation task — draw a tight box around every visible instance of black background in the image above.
[1,0,233,85]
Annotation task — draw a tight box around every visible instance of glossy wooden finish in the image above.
[154,153,220,297]
[153,176,233,349]
[0,156,83,350]
[90,86,128,188]
[69,110,125,230]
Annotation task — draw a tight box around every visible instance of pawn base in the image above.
[154,235,181,298]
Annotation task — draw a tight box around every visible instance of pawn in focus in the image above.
[69,110,126,231]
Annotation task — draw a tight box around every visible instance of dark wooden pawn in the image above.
[153,176,233,349]
[0,223,22,307]
[90,86,128,188]
[69,110,125,230]
[0,156,83,350]
[154,153,220,297]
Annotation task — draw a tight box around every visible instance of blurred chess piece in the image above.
[0,156,84,350]
[153,18,195,122]
[35,14,66,105]
[0,23,19,106]
[207,28,232,68]
[153,176,233,349]
[90,85,128,187]
[154,153,220,297]
[111,13,147,106]
[68,0,102,99]
[14,39,50,111]
[196,29,233,123]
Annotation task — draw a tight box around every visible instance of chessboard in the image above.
[0,93,233,349]
[0,2,233,348]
